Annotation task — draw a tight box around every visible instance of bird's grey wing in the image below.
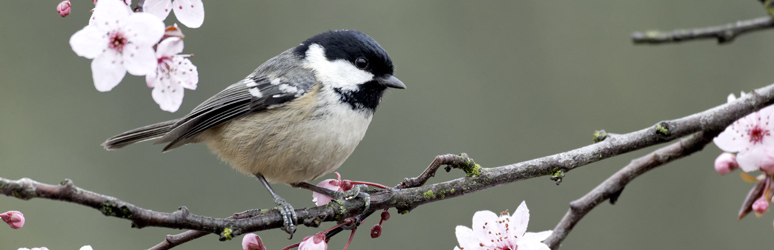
[156,72,315,151]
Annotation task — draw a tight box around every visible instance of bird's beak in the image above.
[377,75,406,89]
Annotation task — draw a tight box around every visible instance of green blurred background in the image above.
[2,1,774,249]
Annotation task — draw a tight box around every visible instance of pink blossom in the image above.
[298,233,327,250]
[143,0,204,28]
[17,248,49,250]
[312,172,353,206]
[146,37,197,112]
[57,1,71,17]
[714,152,739,175]
[69,0,164,92]
[1,210,25,229]
[241,233,266,250]
[454,201,552,250]
[714,93,774,172]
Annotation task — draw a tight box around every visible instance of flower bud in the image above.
[753,197,770,216]
[241,233,266,250]
[57,1,71,17]
[1,210,25,229]
[380,210,390,221]
[298,233,327,250]
[370,224,382,238]
[714,152,738,175]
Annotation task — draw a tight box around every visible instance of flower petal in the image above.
[123,44,157,75]
[91,50,126,92]
[311,179,339,206]
[713,122,747,153]
[146,70,159,88]
[90,0,131,30]
[123,13,165,46]
[510,201,529,238]
[172,0,204,28]
[152,79,184,112]
[515,238,551,250]
[759,148,774,175]
[156,37,184,58]
[70,25,107,59]
[455,226,487,250]
[471,210,499,242]
[142,0,173,21]
[737,146,766,172]
[172,56,197,90]
[522,230,552,242]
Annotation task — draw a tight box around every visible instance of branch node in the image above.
[219,227,233,241]
[59,178,74,188]
[609,187,624,205]
[550,169,565,185]
[592,130,608,143]
[99,200,133,219]
[175,206,190,218]
[655,122,671,137]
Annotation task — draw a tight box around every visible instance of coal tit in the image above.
[102,30,405,236]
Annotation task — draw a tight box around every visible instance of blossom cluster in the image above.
[713,92,774,228]
[67,0,203,112]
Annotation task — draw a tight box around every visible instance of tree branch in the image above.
[544,130,718,249]
[631,16,774,44]
[4,83,774,248]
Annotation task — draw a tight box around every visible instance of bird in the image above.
[102,29,405,237]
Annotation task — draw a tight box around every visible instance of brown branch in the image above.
[4,83,774,248]
[631,16,774,44]
[544,131,718,249]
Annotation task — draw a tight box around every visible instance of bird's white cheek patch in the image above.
[305,44,373,91]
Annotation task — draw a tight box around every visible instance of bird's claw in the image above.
[333,184,371,212]
[274,196,297,239]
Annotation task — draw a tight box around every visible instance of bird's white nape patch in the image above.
[304,44,374,91]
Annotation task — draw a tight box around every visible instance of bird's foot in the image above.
[273,196,297,238]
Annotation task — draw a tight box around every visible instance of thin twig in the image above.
[397,153,477,189]
[544,131,717,249]
[148,230,208,250]
[631,16,774,44]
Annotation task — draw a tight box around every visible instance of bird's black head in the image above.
[294,30,405,112]
[294,30,395,78]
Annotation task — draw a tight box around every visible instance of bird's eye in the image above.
[354,57,368,69]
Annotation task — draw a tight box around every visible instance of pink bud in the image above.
[56,1,71,17]
[1,210,25,229]
[241,233,266,250]
[298,233,327,250]
[714,153,739,175]
[753,197,770,215]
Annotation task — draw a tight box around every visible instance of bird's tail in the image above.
[102,119,179,150]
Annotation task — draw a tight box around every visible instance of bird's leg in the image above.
[256,174,296,238]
